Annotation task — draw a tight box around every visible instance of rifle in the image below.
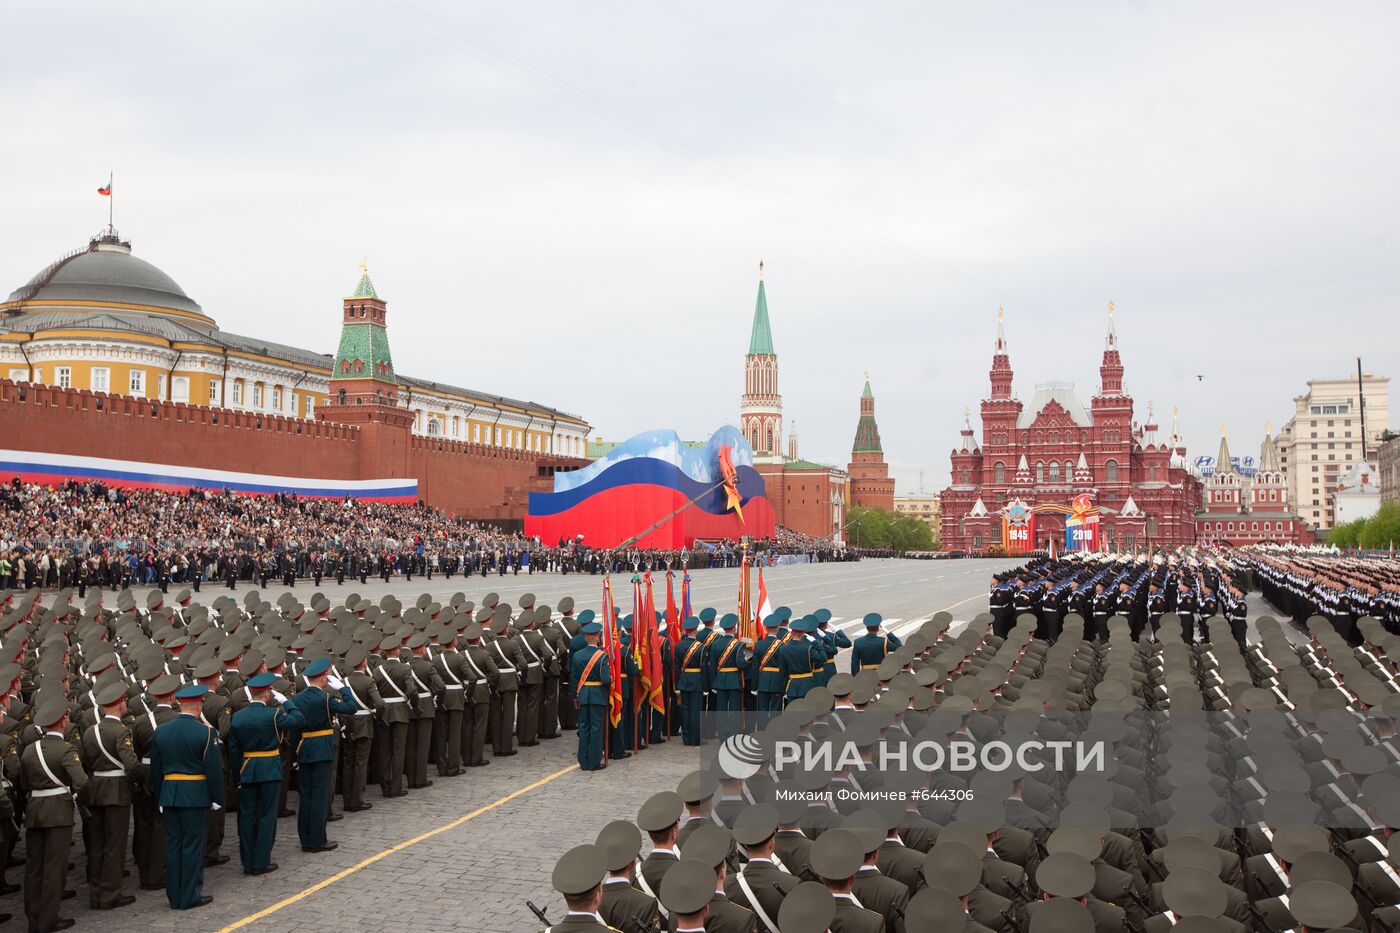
[526,899,550,928]
[629,912,662,933]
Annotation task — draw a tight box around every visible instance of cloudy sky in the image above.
[3,2,1396,492]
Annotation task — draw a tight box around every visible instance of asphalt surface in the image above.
[19,557,1020,933]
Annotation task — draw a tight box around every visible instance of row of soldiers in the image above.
[0,580,649,931]
[1248,551,1400,646]
[548,596,1400,933]
[568,606,914,771]
[990,553,1251,646]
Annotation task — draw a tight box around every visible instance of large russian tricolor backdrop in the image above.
[525,426,774,548]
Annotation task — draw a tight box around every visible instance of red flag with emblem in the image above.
[601,576,623,728]
[643,572,664,714]
[665,569,681,648]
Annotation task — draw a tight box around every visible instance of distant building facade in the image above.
[847,376,895,512]
[1381,433,1400,506]
[1275,372,1389,530]
[1333,458,1382,526]
[1195,427,1310,545]
[894,494,942,537]
[939,308,1201,552]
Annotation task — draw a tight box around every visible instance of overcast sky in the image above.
[3,2,1396,493]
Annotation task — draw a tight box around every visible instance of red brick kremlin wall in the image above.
[0,380,586,521]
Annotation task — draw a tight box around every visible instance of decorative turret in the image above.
[989,307,1014,400]
[740,261,783,462]
[1099,301,1124,395]
[1259,423,1280,473]
[1214,426,1235,475]
[848,373,895,510]
[1073,453,1094,486]
[318,262,412,429]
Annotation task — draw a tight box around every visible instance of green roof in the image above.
[351,270,378,299]
[785,458,835,471]
[862,378,873,399]
[331,316,395,383]
[748,279,774,356]
[852,414,883,453]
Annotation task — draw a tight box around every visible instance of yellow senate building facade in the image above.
[0,226,591,455]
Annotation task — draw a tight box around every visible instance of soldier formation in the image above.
[0,580,616,931]
[549,549,1400,933]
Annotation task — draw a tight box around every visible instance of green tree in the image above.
[1328,518,1366,548]
[846,506,936,553]
[1359,502,1400,550]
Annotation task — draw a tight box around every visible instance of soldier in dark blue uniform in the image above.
[1175,580,1198,644]
[571,621,611,771]
[150,683,225,911]
[283,657,358,852]
[850,614,900,674]
[695,607,719,738]
[227,672,304,876]
[675,617,708,746]
[1089,582,1113,641]
[1146,580,1166,642]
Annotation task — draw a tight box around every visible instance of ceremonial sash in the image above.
[736,870,779,933]
[758,638,784,671]
[575,650,605,699]
[681,642,703,672]
[91,722,125,772]
[716,640,740,672]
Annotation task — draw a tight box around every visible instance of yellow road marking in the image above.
[216,763,579,932]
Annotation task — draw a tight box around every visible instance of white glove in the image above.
[271,690,288,704]
[211,802,222,811]
[158,805,164,814]
[326,673,345,691]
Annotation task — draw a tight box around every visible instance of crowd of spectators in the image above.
[0,480,870,591]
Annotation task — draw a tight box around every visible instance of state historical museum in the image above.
[939,308,1201,552]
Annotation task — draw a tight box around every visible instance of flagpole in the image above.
[107,171,114,230]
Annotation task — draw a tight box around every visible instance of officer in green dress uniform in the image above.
[706,615,749,737]
[680,824,756,933]
[572,621,610,771]
[815,609,849,687]
[778,617,828,704]
[150,683,225,911]
[675,617,707,746]
[850,614,901,675]
[750,615,789,724]
[283,656,358,852]
[550,843,623,931]
[228,672,305,875]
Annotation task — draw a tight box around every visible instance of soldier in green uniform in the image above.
[515,604,551,747]
[78,680,140,910]
[636,790,684,901]
[338,646,381,810]
[150,683,225,911]
[283,656,358,851]
[458,620,500,767]
[727,804,799,932]
[850,614,901,675]
[194,659,233,868]
[675,617,707,746]
[539,602,567,740]
[432,623,468,776]
[810,829,885,933]
[572,620,610,771]
[485,606,522,757]
[660,859,720,933]
[555,596,580,732]
[228,672,304,875]
[403,632,445,789]
[680,824,757,933]
[20,700,87,932]
[550,843,623,931]
[596,820,662,932]
[372,633,412,797]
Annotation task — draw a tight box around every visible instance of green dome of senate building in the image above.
[6,229,207,322]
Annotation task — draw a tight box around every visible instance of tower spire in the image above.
[989,307,1014,400]
[1105,300,1117,349]
[1215,425,1234,475]
[748,266,774,355]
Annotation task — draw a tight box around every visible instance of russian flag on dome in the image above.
[0,449,416,502]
